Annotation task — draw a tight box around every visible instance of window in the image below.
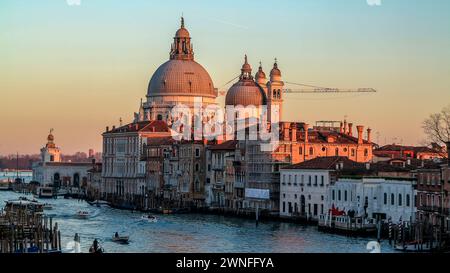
[195,164,200,172]
[308,176,312,186]
[321,176,324,186]
[314,175,318,186]
[335,148,339,156]
[364,149,368,157]
[384,193,387,205]
[195,148,200,157]
[398,194,402,206]
[299,147,303,155]
[338,190,341,201]
[344,190,348,202]
[283,202,286,213]
[406,194,410,207]
[309,147,314,155]
[391,194,395,205]
[332,190,335,201]
[351,149,355,157]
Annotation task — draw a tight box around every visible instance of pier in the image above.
[0,199,62,253]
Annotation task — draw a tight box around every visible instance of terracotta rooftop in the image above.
[105,120,170,134]
[282,156,364,170]
[208,140,239,151]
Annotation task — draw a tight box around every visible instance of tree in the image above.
[422,105,450,149]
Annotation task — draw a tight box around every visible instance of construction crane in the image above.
[282,81,377,94]
[217,77,377,96]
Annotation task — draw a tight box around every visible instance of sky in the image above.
[1,0,449,155]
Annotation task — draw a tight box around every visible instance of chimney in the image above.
[367,128,372,143]
[357,125,364,145]
[340,122,344,134]
[112,126,116,130]
[348,123,353,136]
[106,126,109,132]
[291,124,297,142]
[284,122,291,141]
[343,120,348,134]
[303,123,309,143]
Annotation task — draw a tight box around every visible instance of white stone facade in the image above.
[328,178,417,224]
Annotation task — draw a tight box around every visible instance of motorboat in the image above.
[76,211,90,219]
[43,203,53,210]
[112,233,130,244]
[141,214,157,223]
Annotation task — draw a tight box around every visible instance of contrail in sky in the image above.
[206,17,250,30]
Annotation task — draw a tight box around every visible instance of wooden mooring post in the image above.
[0,200,62,253]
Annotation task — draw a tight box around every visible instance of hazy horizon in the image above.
[1,0,450,154]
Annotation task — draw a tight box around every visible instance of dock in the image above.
[0,199,62,253]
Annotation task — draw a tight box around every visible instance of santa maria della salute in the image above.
[134,17,283,126]
[99,17,376,214]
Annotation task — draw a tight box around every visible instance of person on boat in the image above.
[90,239,103,253]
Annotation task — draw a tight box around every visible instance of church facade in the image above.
[32,131,93,188]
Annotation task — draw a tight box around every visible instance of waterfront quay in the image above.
[0,191,395,253]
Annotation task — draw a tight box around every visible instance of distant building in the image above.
[32,131,92,189]
[374,144,446,161]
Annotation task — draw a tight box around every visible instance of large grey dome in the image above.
[147,59,216,98]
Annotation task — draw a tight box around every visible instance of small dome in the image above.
[226,81,267,107]
[255,63,266,84]
[175,27,190,38]
[270,60,282,81]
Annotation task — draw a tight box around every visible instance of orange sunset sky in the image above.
[1,0,450,155]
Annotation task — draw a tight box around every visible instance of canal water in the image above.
[0,171,33,183]
[0,191,395,253]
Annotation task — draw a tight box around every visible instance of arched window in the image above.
[398,194,402,206]
[299,147,303,155]
[344,190,348,201]
[195,163,200,172]
[384,193,387,205]
[332,190,335,201]
[391,193,395,205]
[157,114,163,121]
[338,190,341,201]
[406,194,410,207]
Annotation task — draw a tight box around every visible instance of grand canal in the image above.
[0,191,395,253]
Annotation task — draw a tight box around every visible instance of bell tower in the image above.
[40,129,61,164]
[267,59,284,122]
